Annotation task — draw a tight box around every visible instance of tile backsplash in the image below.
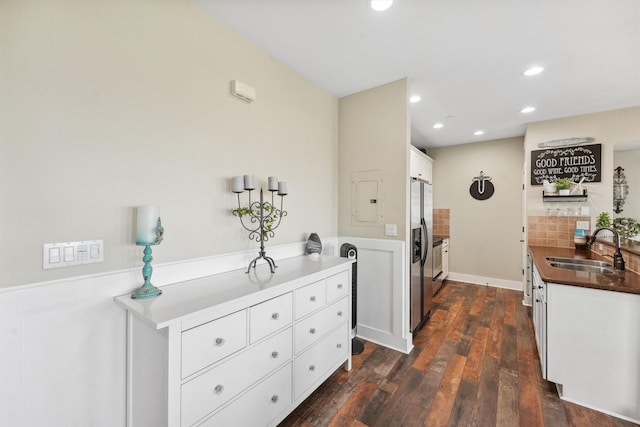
[433,208,450,237]
[527,215,591,249]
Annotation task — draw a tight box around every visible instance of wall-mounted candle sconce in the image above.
[613,166,628,214]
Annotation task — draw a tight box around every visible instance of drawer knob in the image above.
[214,338,225,346]
[337,311,343,317]
[271,312,280,320]
[309,328,316,334]
[310,296,316,302]
[309,365,315,372]
[214,384,224,395]
[271,351,279,359]
[271,395,279,404]
[337,284,343,289]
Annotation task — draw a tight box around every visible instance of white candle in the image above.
[231,176,244,193]
[136,206,159,244]
[243,175,255,190]
[268,176,278,191]
[277,181,287,195]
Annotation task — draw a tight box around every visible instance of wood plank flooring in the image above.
[279,280,639,427]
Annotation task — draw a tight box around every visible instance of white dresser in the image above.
[115,256,353,427]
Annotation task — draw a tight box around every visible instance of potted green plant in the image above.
[613,217,640,239]
[596,212,611,228]
[555,178,572,195]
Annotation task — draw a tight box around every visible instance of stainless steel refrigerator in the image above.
[410,178,433,333]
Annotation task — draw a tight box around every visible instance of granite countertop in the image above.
[528,246,640,295]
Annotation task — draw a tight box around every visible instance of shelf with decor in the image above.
[542,189,588,202]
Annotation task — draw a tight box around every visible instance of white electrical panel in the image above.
[43,240,104,269]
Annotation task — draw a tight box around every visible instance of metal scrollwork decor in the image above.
[232,175,288,273]
[613,166,628,214]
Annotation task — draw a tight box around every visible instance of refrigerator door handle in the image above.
[421,218,429,266]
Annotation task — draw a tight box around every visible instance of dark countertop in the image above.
[528,246,640,295]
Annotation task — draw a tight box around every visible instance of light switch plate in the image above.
[576,221,590,230]
[385,224,398,236]
[43,240,104,269]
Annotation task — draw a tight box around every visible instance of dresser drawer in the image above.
[294,297,349,354]
[294,322,349,399]
[326,270,349,303]
[182,327,292,427]
[294,280,326,319]
[198,363,292,427]
[250,292,293,344]
[182,310,247,378]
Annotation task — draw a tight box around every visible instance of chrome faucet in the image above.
[588,227,625,271]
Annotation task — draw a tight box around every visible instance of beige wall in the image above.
[0,0,339,288]
[338,79,410,241]
[428,137,524,281]
[524,107,640,220]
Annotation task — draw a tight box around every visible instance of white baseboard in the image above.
[447,272,523,292]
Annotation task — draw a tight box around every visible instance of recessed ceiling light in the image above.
[433,123,444,129]
[370,0,393,11]
[474,130,485,136]
[409,95,421,103]
[521,106,536,113]
[523,66,544,76]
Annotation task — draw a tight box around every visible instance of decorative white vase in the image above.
[559,189,570,196]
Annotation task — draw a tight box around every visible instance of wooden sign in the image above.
[531,144,601,185]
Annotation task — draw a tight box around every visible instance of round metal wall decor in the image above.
[470,171,494,200]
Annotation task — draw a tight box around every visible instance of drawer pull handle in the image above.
[215,338,225,346]
[310,296,316,302]
[309,328,316,334]
[214,384,224,395]
[337,343,342,349]
[271,395,279,404]
[337,283,343,289]
[271,351,279,358]
[337,311,343,317]
[309,365,315,372]
[271,312,280,320]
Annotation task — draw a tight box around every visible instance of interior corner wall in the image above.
[523,107,640,221]
[337,78,410,241]
[427,137,524,282]
[0,0,339,288]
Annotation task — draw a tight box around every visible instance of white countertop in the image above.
[114,255,354,330]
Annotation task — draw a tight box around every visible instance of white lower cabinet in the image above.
[294,322,349,399]
[182,327,293,426]
[198,363,293,427]
[115,256,353,427]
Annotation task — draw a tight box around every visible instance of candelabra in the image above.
[232,175,288,273]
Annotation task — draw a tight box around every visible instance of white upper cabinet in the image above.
[410,146,433,183]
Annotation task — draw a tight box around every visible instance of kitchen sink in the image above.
[546,261,617,274]
[544,256,612,267]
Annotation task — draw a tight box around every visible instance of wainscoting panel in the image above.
[338,237,411,354]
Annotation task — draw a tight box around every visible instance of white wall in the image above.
[0,0,339,289]
[427,137,524,284]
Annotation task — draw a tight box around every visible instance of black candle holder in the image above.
[233,187,287,273]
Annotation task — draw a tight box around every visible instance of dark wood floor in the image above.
[280,280,639,427]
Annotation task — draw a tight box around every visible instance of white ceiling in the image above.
[195,0,640,148]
